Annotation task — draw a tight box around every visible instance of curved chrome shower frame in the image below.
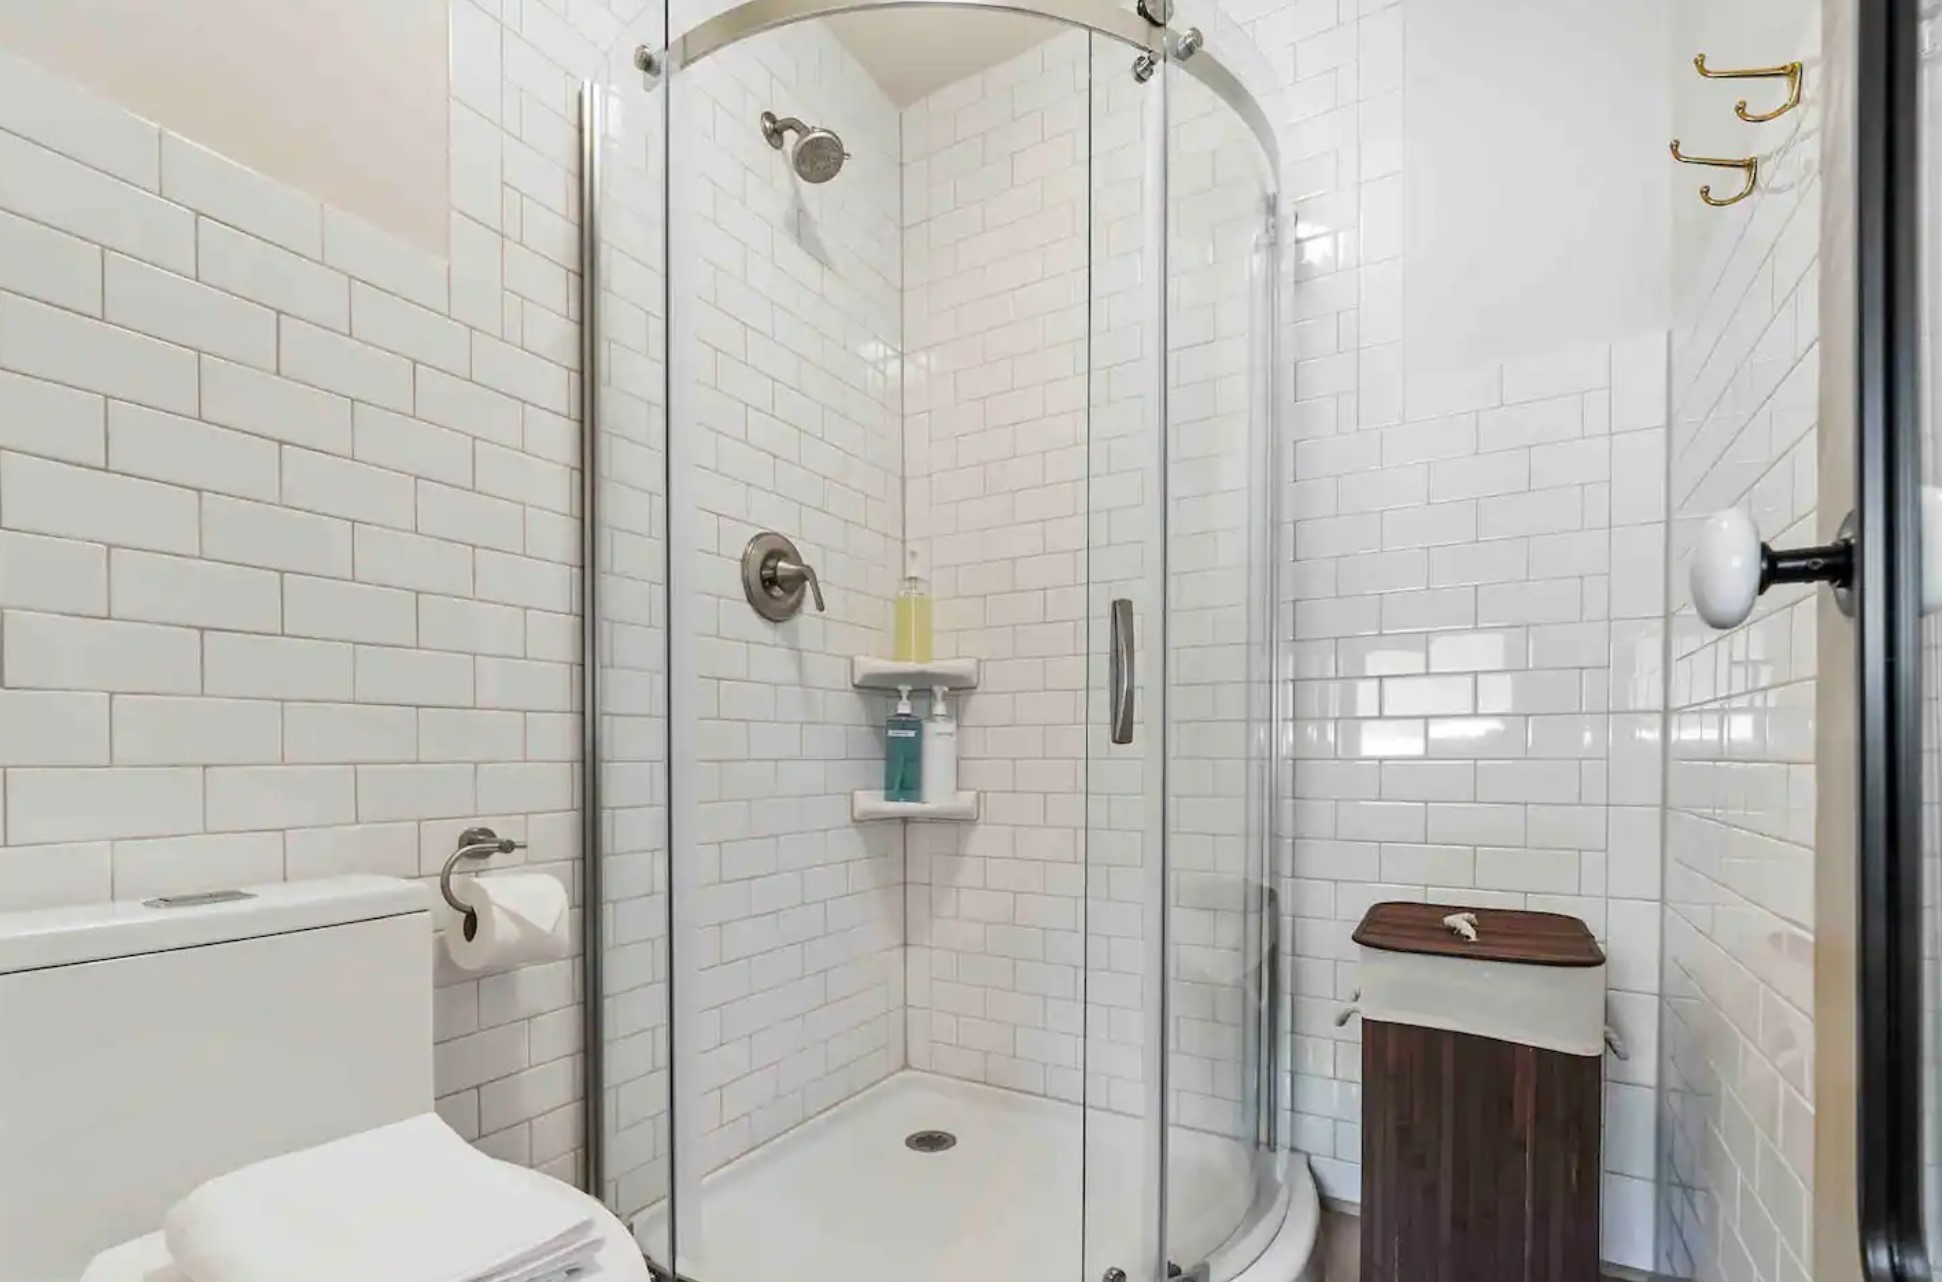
[581,0,1300,1273]
[646,0,1280,172]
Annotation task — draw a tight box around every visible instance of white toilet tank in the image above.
[0,876,434,1282]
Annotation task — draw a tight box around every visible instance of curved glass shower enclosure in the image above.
[581,3,1301,1280]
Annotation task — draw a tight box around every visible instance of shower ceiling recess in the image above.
[633,0,1279,169]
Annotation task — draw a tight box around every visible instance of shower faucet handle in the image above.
[741,532,825,621]
[771,558,825,612]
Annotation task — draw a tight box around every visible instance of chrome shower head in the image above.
[790,128,847,183]
[761,110,848,183]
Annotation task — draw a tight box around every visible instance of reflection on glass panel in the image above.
[654,14,910,1278]
[591,15,674,1269]
[1086,25,1168,1282]
[1165,57,1285,1282]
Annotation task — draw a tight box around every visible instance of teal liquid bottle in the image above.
[885,686,923,802]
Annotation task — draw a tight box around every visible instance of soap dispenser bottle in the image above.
[922,686,958,805]
[884,685,923,803]
[893,547,933,662]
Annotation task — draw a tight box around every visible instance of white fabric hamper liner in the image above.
[1354,902,1606,1057]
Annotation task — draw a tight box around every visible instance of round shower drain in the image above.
[905,1129,958,1153]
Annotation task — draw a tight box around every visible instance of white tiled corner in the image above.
[0,11,593,1181]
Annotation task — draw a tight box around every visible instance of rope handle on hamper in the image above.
[1604,1022,1629,1061]
[1336,989,1361,1027]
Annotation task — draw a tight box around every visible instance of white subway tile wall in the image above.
[0,0,675,1184]
[0,4,1827,1274]
[1258,0,1670,1265]
[1284,324,1671,1256]
[1656,33,1822,1282]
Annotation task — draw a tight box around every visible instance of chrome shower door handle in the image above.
[1110,598,1134,744]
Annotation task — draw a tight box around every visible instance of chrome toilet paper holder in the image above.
[439,826,528,940]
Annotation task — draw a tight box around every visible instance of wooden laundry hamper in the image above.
[1353,902,1606,1282]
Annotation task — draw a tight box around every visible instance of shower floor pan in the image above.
[632,1071,1320,1282]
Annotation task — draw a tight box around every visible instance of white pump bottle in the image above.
[922,685,958,805]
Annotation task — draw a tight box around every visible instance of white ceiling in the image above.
[826,8,1058,107]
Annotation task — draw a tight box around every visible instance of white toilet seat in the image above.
[80,1160,650,1282]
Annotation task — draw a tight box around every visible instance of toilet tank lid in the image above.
[0,876,431,976]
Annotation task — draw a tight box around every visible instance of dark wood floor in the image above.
[1319,1210,1357,1280]
[1319,1212,1645,1282]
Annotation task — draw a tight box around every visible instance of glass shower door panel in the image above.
[662,17,908,1280]
[1161,63,1281,1282]
[1084,30,1169,1282]
[590,20,673,1265]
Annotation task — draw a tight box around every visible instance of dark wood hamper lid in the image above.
[1353,901,1605,967]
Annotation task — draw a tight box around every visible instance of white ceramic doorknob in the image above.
[1691,508,1763,629]
[1689,492,1942,629]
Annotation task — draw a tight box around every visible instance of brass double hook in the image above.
[1669,140,1758,208]
[1670,54,1803,207]
[1693,54,1804,124]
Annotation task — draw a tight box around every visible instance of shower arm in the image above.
[761,111,808,149]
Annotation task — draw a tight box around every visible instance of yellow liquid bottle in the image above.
[894,575,932,662]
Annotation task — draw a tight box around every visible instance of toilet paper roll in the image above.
[444,873,571,973]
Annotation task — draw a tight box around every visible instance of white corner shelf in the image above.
[851,791,981,822]
[850,656,980,692]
